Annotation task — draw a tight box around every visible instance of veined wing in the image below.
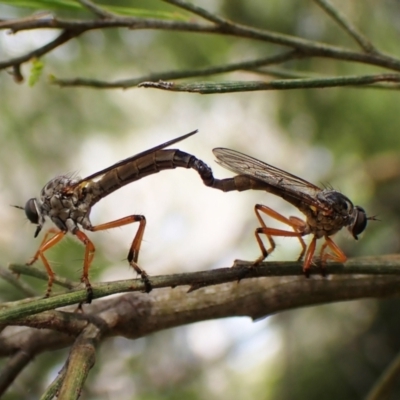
[75,129,198,185]
[213,147,327,209]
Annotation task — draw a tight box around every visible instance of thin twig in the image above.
[0,266,37,297]
[0,350,34,397]
[314,0,377,53]
[8,264,79,291]
[365,351,400,400]
[52,51,299,88]
[40,365,67,400]
[0,12,53,29]
[161,0,230,25]
[77,0,115,19]
[0,29,85,71]
[58,323,105,400]
[9,309,91,334]
[138,73,400,94]
[1,7,400,74]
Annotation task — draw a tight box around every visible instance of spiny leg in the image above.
[27,228,66,297]
[253,204,307,264]
[74,230,96,303]
[89,215,151,293]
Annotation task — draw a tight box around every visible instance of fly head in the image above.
[349,206,368,240]
[24,198,44,238]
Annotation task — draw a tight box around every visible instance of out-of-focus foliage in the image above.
[5,0,188,19]
[1,1,400,399]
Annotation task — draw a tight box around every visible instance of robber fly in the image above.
[209,147,374,273]
[15,130,213,302]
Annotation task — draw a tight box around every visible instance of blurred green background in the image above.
[1,0,400,399]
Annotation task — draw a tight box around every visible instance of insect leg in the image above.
[320,236,347,264]
[88,215,151,293]
[253,204,307,264]
[302,235,318,276]
[74,229,96,303]
[27,228,66,297]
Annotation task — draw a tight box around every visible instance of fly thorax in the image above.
[38,175,91,232]
[317,190,354,224]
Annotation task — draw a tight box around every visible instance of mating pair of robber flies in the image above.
[15,130,374,302]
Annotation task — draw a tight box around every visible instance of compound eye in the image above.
[351,206,368,239]
[24,198,39,224]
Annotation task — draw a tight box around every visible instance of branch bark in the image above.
[2,255,400,346]
[1,255,400,395]
[3,1,400,90]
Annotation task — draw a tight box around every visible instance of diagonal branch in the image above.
[365,350,400,400]
[161,0,231,25]
[40,366,67,400]
[314,0,377,53]
[57,322,106,399]
[77,0,115,19]
[0,349,34,397]
[0,29,85,71]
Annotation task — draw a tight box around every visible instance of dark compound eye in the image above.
[24,198,39,224]
[351,206,368,240]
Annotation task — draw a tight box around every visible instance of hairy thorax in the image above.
[299,189,356,238]
[37,176,102,233]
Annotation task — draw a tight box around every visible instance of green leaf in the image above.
[28,58,44,87]
[0,0,189,20]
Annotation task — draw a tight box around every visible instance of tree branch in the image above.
[0,349,34,397]
[2,255,400,332]
[161,0,230,25]
[365,350,400,400]
[77,0,115,19]
[58,323,105,400]
[1,263,400,354]
[138,73,400,93]
[314,0,377,53]
[1,255,400,394]
[40,366,66,400]
[0,29,85,71]
[2,2,400,87]
[52,51,300,88]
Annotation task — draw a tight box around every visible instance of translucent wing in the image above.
[213,147,327,210]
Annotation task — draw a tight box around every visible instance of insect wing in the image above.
[213,147,325,209]
[76,129,198,185]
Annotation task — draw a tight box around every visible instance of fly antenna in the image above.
[11,205,24,210]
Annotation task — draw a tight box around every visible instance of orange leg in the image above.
[74,230,96,302]
[27,228,66,297]
[253,204,307,264]
[87,215,151,293]
[302,235,318,276]
[320,236,347,264]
